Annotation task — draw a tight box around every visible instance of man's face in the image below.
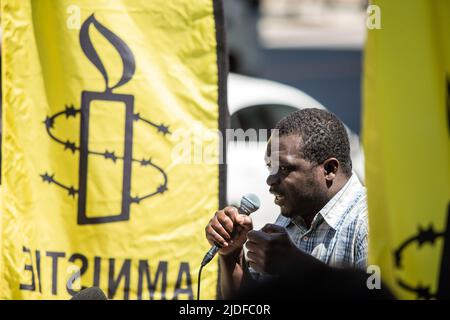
[265,134,324,218]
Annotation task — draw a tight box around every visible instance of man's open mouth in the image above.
[274,194,285,206]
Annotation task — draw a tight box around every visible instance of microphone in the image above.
[70,287,108,300]
[201,193,260,267]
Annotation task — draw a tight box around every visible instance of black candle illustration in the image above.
[77,14,135,224]
[41,14,170,225]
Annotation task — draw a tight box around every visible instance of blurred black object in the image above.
[237,263,396,300]
[71,287,108,300]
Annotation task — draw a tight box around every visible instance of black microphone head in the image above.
[239,193,260,215]
[70,287,108,300]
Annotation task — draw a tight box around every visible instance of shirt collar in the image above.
[318,174,361,230]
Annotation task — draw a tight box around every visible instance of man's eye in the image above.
[279,166,293,173]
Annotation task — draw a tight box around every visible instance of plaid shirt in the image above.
[274,173,368,269]
[245,174,368,279]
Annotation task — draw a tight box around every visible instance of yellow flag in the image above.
[1,0,227,299]
[363,0,450,299]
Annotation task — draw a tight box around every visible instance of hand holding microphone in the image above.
[203,194,260,266]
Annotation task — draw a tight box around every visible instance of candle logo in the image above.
[41,14,170,225]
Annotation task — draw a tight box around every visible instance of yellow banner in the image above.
[1,0,227,299]
[363,0,450,299]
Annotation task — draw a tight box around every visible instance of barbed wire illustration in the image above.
[41,104,170,204]
[394,224,446,299]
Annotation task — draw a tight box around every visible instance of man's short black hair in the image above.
[275,108,352,176]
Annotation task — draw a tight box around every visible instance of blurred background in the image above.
[226,0,367,133]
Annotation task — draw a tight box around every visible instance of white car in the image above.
[227,73,365,229]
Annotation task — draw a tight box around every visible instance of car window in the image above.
[230,104,298,141]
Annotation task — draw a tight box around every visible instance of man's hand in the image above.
[246,223,321,275]
[205,206,253,256]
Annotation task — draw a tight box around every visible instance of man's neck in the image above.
[300,200,328,229]
[302,214,315,229]
[297,174,352,229]
[327,173,351,201]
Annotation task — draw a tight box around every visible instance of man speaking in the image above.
[205,108,368,299]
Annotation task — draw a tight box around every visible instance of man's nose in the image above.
[266,172,279,186]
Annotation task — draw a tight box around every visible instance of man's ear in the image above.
[323,158,339,181]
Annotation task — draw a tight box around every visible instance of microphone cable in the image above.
[197,264,204,300]
[198,242,220,300]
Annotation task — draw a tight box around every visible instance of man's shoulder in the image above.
[335,182,368,251]
[340,175,368,231]
[347,174,368,211]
